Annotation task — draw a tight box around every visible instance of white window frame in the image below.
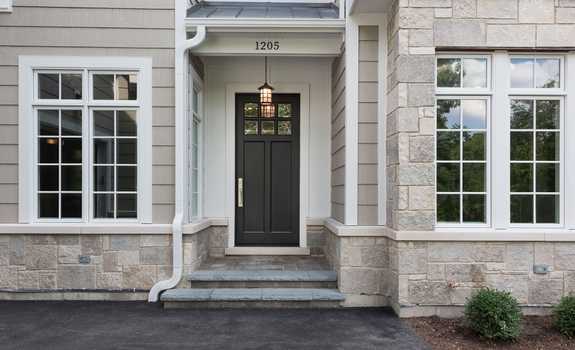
[0,0,12,12]
[436,54,492,229]
[19,56,153,224]
[188,66,204,222]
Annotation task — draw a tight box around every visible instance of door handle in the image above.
[237,177,244,208]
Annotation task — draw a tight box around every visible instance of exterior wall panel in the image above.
[331,51,346,223]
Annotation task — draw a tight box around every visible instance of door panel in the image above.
[235,93,300,246]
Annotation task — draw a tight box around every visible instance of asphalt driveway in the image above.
[0,301,428,350]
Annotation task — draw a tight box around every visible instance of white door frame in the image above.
[225,83,310,249]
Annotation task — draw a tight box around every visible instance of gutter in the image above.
[148,25,207,302]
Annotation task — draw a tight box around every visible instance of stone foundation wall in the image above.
[393,241,575,317]
[0,228,212,295]
[325,228,391,306]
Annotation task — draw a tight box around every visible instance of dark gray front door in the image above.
[235,93,300,246]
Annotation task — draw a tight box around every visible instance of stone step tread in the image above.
[161,288,345,302]
[187,270,337,282]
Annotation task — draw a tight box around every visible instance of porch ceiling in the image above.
[187,1,340,19]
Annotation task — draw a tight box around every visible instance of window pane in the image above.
[94,139,114,164]
[278,121,292,135]
[278,104,292,118]
[61,138,82,163]
[116,74,137,100]
[437,163,460,192]
[536,163,559,193]
[511,100,534,129]
[511,195,533,223]
[117,139,137,164]
[462,132,485,160]
[261,121,275,135]
[38,138,59,163]
[94,166,114,191]
[536,100,560,130]
[61,165,82,191]
[536,131,559,161]
[117,194,137,218]
[39,166,58,191]
[117,166,136,191]
[535,59,560,89]
[39,194,59,218]
[536,195,559,223]
[61,194,82,218]
[437,58,461,88]
[192,90,199,114]
[436,99,461,129]
[462,99,486,129]
[463,194,485,223]
[38,73,59,99]
[511,59,534,88]
[462,163,485,192]
[437,194,459,222]
[436,132,460,161]
[244,120,258,135]
[244,103,259,117]
[462,58,487,88]
[94,110,115,136]
[61,110,82,136]
[510,163,533,192]
[117,110,137,136]
[61,74,82,100]
[38,110,59,136]
[93,74,114,100]
[94,193,114,218]
[510,132,533,161]
[191,169,198,193]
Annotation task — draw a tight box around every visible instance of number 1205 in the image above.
[255,41,280,50]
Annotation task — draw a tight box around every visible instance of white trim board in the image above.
[224,83,310,249]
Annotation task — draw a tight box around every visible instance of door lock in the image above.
[237,178,244,208]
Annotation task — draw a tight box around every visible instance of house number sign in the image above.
[255,40,280,51]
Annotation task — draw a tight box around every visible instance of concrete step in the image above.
[161,288,345,309]
[187,270,338,289]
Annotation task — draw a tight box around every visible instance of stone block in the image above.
[0,266,17,289]
[554,243,575,270]
[9,236,26,265]
[409,0,452,7]
[96,272,122,289]
[453,0,476,17]
[140,246,171,265]
[25,245,57,270]
[339,267,382,294]
[505,243,533,272]
[39,272,56,289]
[122,265,156,289]
[556,8,575,23]
[434,20,486,47]
[102,252,120,272]
[396,55,435,83]
[445,264,486,282]
[18,271,39,289]
[518,0,555,23]
[79,236,102,256]
[450,287,478,305]
[429,242,506,263]
[31,236,56,245]
[560,0,575,7]
[419,117,435,135]
[409,136,434,162]
[435,8,453,18]
[398,247,427,274]
[361,246,389,268]
[409,29,433,47]
[528,279,563,305]
[477,0,518,19]
[565,272,575,294]
[398,164,434,186]
[486,25,536,47]
[0,244,8,266]
[58,245,81,264]
[407,83,435,107]
[395,210,434,231]
[399,7,434,29]
[57,236,79,245]
[537,25,575,47]
[109,235,140,251]
[116,250,139,266]
[408,281,451,305]
[485,274,529,303]
[428,264,445,280]
[140,235,170,247]
[57,265,96,289]
[534,243,554,266]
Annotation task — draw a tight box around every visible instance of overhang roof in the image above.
[187,1,340,19]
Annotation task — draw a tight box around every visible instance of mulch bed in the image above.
[406,316,574,350]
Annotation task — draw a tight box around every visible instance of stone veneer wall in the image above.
[393,241,575,317]
[0,227,215,297]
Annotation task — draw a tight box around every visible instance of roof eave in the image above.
[185,18,346,32]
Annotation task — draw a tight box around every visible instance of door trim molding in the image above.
[225,83,310,249]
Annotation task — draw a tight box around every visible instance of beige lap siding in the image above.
[357,26,379,226]
[331,50,346,223]
[0,0,176,223]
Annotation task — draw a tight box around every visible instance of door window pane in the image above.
[117,166,137,191]
[94,111,114,136]
[117,139,137,164]
[38,73,60,99]
[116,74,137,100]
[38,138,59,163]
[278,121,292,135]
[261,121,275,135]
[117,111,137,136]
[61,74,82,100]
[61,138,82,163]
[61,110,82,136]
[278,104,292,118]
[39,166,58,191]
[94,166,114,192]
[244,103,259,117]
[39,110,59,136]
[61,166,82,191]
[93,74,115,100]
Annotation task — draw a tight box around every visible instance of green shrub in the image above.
[464,288,522,341]
[554,295,575,338]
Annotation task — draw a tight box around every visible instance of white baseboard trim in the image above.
[225,247,311,256]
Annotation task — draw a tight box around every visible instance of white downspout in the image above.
[148,24,206,302]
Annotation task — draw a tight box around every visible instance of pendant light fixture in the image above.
[258,56,275,117]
